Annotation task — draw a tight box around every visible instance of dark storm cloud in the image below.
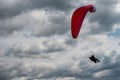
[0,0,73,19]
[88,0,120,34]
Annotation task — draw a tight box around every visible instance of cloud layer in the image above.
[0,0,120,80]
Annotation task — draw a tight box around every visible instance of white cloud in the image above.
[0,0,120,80]
[0,34,120,80]
[56,77,76,80]
[115,3,120,13]
[93,70,112,78]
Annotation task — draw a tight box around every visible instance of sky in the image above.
[0,0,120,80]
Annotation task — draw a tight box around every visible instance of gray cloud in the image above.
[0,0,73,37]
[40,54,120,80]
[0,56,120,80]
[0,0,28,19]
[31,11,70,37]
[0,0,73,19]
[0,19,24,36]
[88,0,120,34]
[0,9,70,37]
[0,58,56,80]
[0,0,120,80]
[0,36,120,80]
[3,36,69,58]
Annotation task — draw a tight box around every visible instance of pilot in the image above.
[89,55,100,63]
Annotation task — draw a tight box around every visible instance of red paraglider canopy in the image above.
[71,5,96,39]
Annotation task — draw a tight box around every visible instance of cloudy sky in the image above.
[0,0,120,80]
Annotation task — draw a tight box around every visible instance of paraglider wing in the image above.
[71,5,96,39]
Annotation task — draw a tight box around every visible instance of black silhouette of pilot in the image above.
[89,55,100,63]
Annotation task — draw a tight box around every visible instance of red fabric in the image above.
[71,5,95,39]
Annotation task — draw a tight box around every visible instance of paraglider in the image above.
[71,5,96,39]
[71,4,100,63]
[89,55,100,63]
